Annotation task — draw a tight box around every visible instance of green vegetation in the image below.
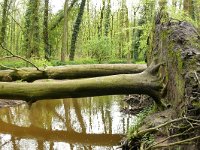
[0,0,199,149]
[127,104,155,139]
[0,0,199,67]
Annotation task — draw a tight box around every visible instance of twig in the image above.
[0,43,41,71]
[0,140,11,148]
[151,136,200,149]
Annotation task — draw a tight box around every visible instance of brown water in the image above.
[0,96,136,150]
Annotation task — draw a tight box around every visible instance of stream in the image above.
[0,96,136,150]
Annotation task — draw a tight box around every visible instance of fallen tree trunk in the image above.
[0,64,146,82]
[0,66,163,107]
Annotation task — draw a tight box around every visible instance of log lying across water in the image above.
[0,70,161,102]
[0,64,147,82]
[0,62,165,108]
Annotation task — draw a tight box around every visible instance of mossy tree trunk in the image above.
[69,0,86,61]
[43,0,50,60]
[61,0,69,62]
[0,64,146,82]
[0,0,9,49]
[97,0,105,38]
[0,68,163,106]
[127,17,200,150]
[104,0,111,37]
[24,0,40,58]
[148,21,200,115]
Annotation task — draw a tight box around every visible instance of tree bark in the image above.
[104,0,111,37]
[0,0,9,48]
[183,0,195,19]
[61,0,69,62]
[69,0,86,61]
[127,17,200,150]
[0,64,146,82]
[43,0,50,60]
[98,0,105,38]
[24,0,40,58]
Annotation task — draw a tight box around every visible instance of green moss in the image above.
[176,51,183,73]
[192,102,200,108]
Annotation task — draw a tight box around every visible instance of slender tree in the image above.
[69,0,86,61]
[98,0,105,38]
[61,0,69,62]
[24,0,40,58]
[0,0,9,48]
[183,0,195,19]
[104,0,111,37]
[131,5,140,62]
[86,0,91,40]
[43,0,50,60]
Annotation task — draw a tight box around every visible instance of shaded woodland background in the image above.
[0,0,199,67]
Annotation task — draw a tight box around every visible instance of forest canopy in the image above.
[0,0,199,68]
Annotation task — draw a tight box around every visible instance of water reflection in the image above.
[0,96,136,150]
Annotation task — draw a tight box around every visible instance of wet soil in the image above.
[121,94,154,115]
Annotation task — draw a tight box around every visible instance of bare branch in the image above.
[0,43,41,71]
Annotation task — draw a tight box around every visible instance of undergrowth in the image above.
[127,104,156,139]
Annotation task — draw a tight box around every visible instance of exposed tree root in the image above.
[123,116,200,150]
[150,136,200,149]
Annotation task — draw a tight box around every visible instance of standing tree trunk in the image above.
[132,7,142,62]
[104,0,111,37]
[32,0,40,57]
[86,0,90,40]
[98,0,105,38]
[69,0,86,61]
[183,0,195,19]
[61,0,69,62]
[43,0,50,60]
[24,0,40,58]
[0,0,9,49]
